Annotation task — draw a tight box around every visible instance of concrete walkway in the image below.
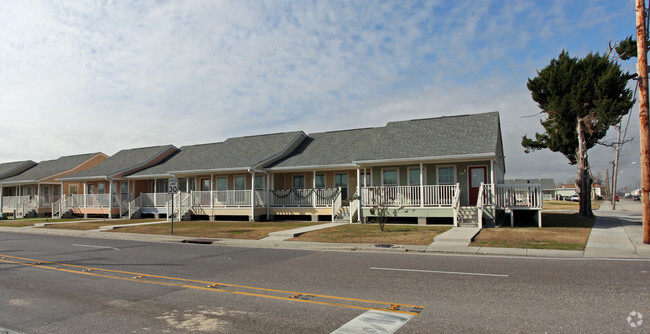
[584,201,650,258]
[262,222,346,241]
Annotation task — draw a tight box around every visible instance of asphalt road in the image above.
[0,231,648,333]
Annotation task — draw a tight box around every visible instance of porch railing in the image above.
[270,188,341,207]
[67,194,121,209]
[481,183,543,209]
[332,188,343,222]
[191,190,266,208]
[2,195,32,210]
[360,185,458,207]
[38,195,61,208]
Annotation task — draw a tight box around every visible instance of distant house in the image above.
[55,145,177,218]
[506,179,556,201]
[556,183,602,200]
[0,153,107,218]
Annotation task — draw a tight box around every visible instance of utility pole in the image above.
[612,125,622,210]
[636,0,650,244]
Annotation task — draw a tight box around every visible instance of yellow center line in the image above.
[0,254,425,316]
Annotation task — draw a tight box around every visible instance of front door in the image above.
[468,166,487,205]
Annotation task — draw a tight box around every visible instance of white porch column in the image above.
[153,179,158,206]
[0,185,3,210]
[210,174,214,209]
[490,159,496,206]
[312,170,317,208]
[266,173,271,218]
[36,183,40,210]
[356,167,362,222]
[250,171,255,221]
[83,182,87,208]
[419,163,424,208]
[108,180,113,219]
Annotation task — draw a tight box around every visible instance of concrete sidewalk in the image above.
[584,202,650,258]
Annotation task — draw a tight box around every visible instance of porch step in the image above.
[333,206,350,222]
[457,206,479,227]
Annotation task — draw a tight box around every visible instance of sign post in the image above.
[168,178,178,235]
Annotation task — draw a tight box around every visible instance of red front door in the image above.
[468,166,487,205]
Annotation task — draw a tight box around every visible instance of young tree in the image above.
[523,51,636,217]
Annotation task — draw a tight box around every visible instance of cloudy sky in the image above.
[0,0,642,189]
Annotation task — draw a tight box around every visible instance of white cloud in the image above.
[0,0,641,187]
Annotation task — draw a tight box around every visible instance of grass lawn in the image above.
[291,224,452,245]
[110,221,321,239]
[40,219,166,231]
[0,218,90,227]
[543,200,601,211]
[470,212,594,250]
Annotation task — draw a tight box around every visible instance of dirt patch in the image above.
[291,224,451,245]
[471,212,594,250]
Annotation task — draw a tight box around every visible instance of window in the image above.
[111,182,117,194]
[98,183,106,194]
[293,175,305,189]
[335,173,348,200]
[216,177,227,191]
[254,175,264,190]
[382,170,398,186]
[201,178,210,191]
[234,176,246,190]
[408,168,421,186]
[54,185,60,196]
[157,180,168,193]
[314,174,325,189]
[437,166,456,185]
[178,178,187,192]
[360,171,371,187]
[121,182,128,195]
[88,184,95,194]
[70,185,78,195]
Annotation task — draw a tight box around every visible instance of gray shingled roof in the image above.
[506,178,556,191]
[0,153,101,184]
[0,160,37,180]
[128,132,305,177]
[269,112,501,168]
[58,145,176,180]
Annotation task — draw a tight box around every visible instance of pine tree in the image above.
[523,51,635,217]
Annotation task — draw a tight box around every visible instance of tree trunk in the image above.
[576,119,594,218]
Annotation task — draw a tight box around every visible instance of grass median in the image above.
[40,219,166,230]
[110,221,321,239]
[290,224,452,245]
[543,200,601,211]
[470,212,594,250]
[0,218,91,227]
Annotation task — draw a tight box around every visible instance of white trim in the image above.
[354,153,495,166]
[436,165,457,185]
